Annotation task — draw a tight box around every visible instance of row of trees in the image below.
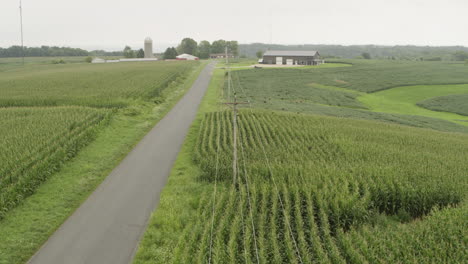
[241,43,468,60]
[164,38,239,59]
[0,45,89,57]
[123,46,145,58]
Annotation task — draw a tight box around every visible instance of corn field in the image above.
[0,107,110,218]
[174,110,468,263]
[0,61,196,108]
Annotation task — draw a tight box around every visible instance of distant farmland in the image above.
[0,61,196,107]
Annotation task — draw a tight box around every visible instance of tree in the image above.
[123,46,135,58]
[211,40,227,53]
[256,51,264,59]
[362,52,371,59]
[136,49,145,58]
[226,41,239,57]
[177,38,198,55]
[163,47,178,59]
[198,40,211,59]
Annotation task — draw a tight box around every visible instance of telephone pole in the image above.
[19,0,25,65]
[223,46,246,186]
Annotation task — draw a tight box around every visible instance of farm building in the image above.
[262,50,323,65]
[210,53,235,59]
[176,54,199,60]
[144,37,155,58]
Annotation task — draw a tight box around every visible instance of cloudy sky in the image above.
[1,0,467,51]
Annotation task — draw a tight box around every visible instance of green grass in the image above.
[418,93,468,116]
[133,68,224,264]
[215,58,257,68]
[359,84,468,125]
[0,61,196,107]
[0,61,207,264]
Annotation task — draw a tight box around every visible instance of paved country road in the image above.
[28,63,215,264]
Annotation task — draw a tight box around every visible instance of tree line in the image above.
[163,38,239,59]
[0,46,89,57]
[241,43,468,61]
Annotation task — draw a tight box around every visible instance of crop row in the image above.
[0,107,110,218]
[178,110,468,263]
[0,61,197,108]
[174,183,467,263]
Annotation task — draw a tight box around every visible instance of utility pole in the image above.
[19,0,24,65]
[225,46,230,102]
[223,45,247,186]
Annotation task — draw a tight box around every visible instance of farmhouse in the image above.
[262,50,323,65]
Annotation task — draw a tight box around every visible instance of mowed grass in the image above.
[418,93,468,116]
[0,61,196,107]
[359,84,468,125]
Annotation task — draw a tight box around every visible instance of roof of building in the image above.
[145,37,152,43]
[263,50,319,57]
[176,53,199,59]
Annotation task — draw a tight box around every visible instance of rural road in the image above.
[28,62,215,264]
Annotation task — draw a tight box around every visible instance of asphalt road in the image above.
[28,62,215,264]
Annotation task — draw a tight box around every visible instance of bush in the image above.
[51,59,66,64]
[85,56,93,63]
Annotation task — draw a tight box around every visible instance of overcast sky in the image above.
[1,0,467,51]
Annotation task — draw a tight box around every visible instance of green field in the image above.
[175,110,467,263]
[418,93,468,116]
[359,84,468,125]
[0,57,91,72]
[231,60,468,131]
[0,61,196,107]
[0,58,202,263]
[135,59,468,263]
[0,107,109,218]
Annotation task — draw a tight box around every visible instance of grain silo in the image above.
[144,37,154,58]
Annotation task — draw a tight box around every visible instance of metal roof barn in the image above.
[262,50,323,66]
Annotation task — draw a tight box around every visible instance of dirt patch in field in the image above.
[335,79,348,84]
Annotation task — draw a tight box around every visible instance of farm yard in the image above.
[0,59,202,263]
[135,59,468,263]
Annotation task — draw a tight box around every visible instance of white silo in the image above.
[144,37,154,58]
